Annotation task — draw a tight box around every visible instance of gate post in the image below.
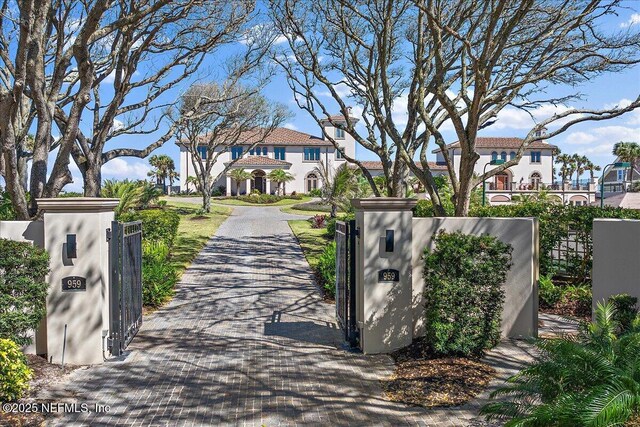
[352,198,417,354]
[36,198,119,365]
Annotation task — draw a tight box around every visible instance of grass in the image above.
[288,219,332,270]
[165,200,232,277]
[280,205,331,217]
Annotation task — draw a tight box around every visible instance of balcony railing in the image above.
[486,182,593,191]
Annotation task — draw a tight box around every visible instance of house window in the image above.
[617,169,626,181]
[304,147,321,161]
[336,128,345,139]
[336,147,344,160]
[510,151,516,160]
[231,146,243,160]
[197,146,207,159]
[530,151,541,163]
[249,148,255,155]
[262,147,267,156]
[274,147,286,160]
[491,151,498,161]
[501,151,507,161]
[306,173,318,192]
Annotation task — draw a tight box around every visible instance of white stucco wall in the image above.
[412,217,539,339]
[592,219,640,312]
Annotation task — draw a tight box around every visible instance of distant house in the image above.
[178,114,357,195]
[601,155,640,194]
[433,135,596,205]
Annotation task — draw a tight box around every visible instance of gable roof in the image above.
[178,127,332,147]
[225,156,292,168]
[597,192,640,209]
[432,137,557,153]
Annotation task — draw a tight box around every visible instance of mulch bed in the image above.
[381,338,495,407]
[0,355,80,427]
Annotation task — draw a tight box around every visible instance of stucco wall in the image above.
[411,217,539,339]
[592,219,640,311]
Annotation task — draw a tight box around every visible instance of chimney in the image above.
[534,126,548,138]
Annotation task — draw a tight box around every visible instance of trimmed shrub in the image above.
[317,241,336,297]
[0,339,32,402]
[423,231,513,357]
[141,241,177,308]
[120,209,180,247]
[326,213,355,238]
[233,194,303,204]
[609,294,638,334]
[308,188,322,197]
[0,239,50,346]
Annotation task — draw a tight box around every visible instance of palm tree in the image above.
[482,302,640,426]
[168,170,179,194]
[102,179,144,218]
[228,169,252,196]
[555,154,573,183]
[572,154,589,184]
[584,160,601,181]
[313,161,359,218]
[148,154,175,193]
[613,142,640,188]
[267,169,295,195]
[185,176,201,193]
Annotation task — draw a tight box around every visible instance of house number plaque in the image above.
[378,269,399,282]
[62,276,87,292]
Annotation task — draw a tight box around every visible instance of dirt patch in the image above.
[381,338,495,408]
[0,355,80,427]
[190,215,208,221]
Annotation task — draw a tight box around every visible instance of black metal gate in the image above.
[108,221,143,356]
[335,219,358,348]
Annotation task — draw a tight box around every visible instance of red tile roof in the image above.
[432,137,557,153]
[354,161,447,171]
[225,156,292,168]
[181,127,331,147]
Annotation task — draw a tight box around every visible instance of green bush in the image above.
[141,241,177,308]
[233,194,303,204]
[0,338,32,402]
[423,231,512,357]
[558,284,592,318]
[539,274,562,309]
[308,188,322,197]
[482,302,640,426]
[120,209,180,247]
[609,294,638,334]
[0,239,50,346]
[0,190,17,220]
[326,213,355,238]
[317,241,336,297]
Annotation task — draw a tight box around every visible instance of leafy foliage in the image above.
[314,162,370,217]
[141,241,177,308]
[233,194,303,204]
[539,274,562,309]
[102,179,162,217]
[120,209,180,247]
[267,169,295,195]
[311,214,327,229]
[472,201,640,280]
[609,294,638,334]
[317,241,337,297]
[422,231,512,357]
[0,239,49,346]
[0,338,32,402]
[482,302,640,426]
[0,189,17,220]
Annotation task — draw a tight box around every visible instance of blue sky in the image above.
[10,4,640,193]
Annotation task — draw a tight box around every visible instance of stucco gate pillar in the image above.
[352,198,417,354]
[36,198,119,365]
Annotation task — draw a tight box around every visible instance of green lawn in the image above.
[165,201,232,277]
[288,219,332,270]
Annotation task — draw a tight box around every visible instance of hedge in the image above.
[0,239,50,346]
[423,231,512,357]
[120,208,180,247]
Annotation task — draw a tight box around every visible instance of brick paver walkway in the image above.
[41,206,535,426]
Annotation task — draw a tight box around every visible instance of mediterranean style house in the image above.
[178,115,356,195]
[433,134,597,205]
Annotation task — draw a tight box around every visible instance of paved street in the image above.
[42,205,533,426]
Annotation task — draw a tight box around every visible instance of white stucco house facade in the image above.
[178,115,356,195]
[433,136,597,205]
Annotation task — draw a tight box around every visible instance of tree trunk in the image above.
[330,203,337,218]
[454,153,479,216]
[202,176,212,212]
[2,149,30,219]
[83,161,102,197]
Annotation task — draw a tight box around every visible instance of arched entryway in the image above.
[252,170,266,194]
[306,172,319,193]
[493,170,512,190]
[530,172,542,189]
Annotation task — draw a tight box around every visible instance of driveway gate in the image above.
[108,221,143,356]
[335,220,358,347]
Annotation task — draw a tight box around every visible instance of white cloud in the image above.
[563,125,640,147]
[620,13,640,28]
[317,83,353,99]
[490,104,581,130]
[101,158,151,180]
[604,98,640,125]
[283,122,298,130]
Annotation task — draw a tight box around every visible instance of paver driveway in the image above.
[42,205,528,426]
